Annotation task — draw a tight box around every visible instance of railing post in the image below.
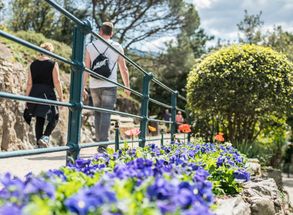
[160,129,164,148]
[115,121,120,151]
[171,91,178,142]
[139,73,153,147]
[66,21,91,164]
[186,109,191,143]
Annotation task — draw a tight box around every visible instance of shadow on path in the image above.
[27,154,95,161]
[28,155,66,161]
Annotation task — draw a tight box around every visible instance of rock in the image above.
[243,178,278,199]
[250,197,275,215]
[215,196,251,215]
[246,159,262,176]
[262,167,283,190]
[243,178,286,215]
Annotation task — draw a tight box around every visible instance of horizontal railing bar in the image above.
[178,94,187,102]
[79,141,116,148]
[0,92,73,108]
[0,146,70,159]
[148,118,172,124]
[145,138,161,142]
[0,30,74,66]
[82,105,143,119]
[152,77,176,93]
[149,98,172,109]
[84,68,143,98]
[176,107,186,113]
[80,138,143,149]
[44,0,84,26]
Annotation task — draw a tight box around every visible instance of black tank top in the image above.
[30,59,55,88]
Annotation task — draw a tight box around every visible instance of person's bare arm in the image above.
[82,50,91,98]
[25,67,32,96]
[52,62,63,101]
[117,51,130,96]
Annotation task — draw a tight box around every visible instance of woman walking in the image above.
[25,42,63,148]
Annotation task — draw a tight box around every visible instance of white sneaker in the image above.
[38,136,49,148]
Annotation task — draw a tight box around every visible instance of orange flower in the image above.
[178,124,191,133]
[125,128,140,137]
[214,133,224,142]
[148,125,157,132]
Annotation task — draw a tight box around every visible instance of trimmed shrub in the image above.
[187,44,293,144]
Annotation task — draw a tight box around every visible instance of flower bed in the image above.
[0,142,250,215]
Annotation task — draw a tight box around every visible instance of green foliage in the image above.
[187,44,293,144]
[10,0,56,36]
[264,26,293,62]
[0,0,3,11]
[0,30,71,72]
[237,9,264,44]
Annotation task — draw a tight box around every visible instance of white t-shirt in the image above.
[86,39,123,89]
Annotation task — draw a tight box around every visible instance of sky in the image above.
[1,0,292,51]
[141,0,293,51]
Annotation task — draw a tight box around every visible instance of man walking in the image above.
[83,22,130,153]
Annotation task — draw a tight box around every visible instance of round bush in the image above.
[187,44,292,143]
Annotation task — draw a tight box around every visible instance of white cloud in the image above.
[196,0,293,47]
[192,0,218,9]
[134,36,176,52]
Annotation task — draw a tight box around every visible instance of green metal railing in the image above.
[0,0,188,163]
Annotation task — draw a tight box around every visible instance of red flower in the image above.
[214,133,224,142]
[125,128,140,137]
[178,124,191,133]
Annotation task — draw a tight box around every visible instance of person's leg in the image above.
[35,117,45,142]
[44,114,59,137]
[99,87,117,141]
[91,88,102,142]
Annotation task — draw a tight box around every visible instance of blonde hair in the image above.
[40,42,54,52]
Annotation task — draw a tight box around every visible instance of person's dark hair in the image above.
[101,22,113,36]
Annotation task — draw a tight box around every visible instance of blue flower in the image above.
[65,184,116,215]
[233,169,250,182]
[24,175,55,199]
[0,203,22,215]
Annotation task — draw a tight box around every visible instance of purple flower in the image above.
[45,169,67,181]
[177,188,194,208]
[233,169,250,182]
[65,183,116,215]
[24,175,55,199]
[183,202,214,215]
[0,173,25,200]
[0,203,22,215]
[147,178,176,201]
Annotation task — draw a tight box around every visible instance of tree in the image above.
[10,0,57,37]
[53,0,89,44]
[0,0,4,11]
[237,10,264,44]
[187,44,292,144]
[148,4,213,114]
[91,0,200,49]
[264,25,293,62]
